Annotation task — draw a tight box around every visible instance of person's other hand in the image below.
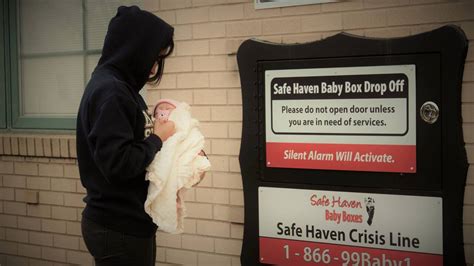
[192,150,208,187]
[154,120,175,142]
[192,172,206,188]
[198,150,207,158]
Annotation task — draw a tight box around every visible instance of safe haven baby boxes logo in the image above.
[310,193,375,226]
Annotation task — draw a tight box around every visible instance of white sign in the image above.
[259,187,443,265]
[255,0,337,9]
[272,98,407,135]
[265,65,417,173]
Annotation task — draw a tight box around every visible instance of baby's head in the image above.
[153,99,178,123]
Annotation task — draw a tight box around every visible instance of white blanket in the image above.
[144,102,211,234]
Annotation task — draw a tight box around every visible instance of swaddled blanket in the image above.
[144,102,211,234]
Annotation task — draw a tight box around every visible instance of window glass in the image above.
[14,0,143,127]
[86,0,143,50]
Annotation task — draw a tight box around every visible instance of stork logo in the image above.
[364,197,375,226]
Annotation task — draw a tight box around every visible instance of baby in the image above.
[153,98,207,164]
[146,99,210,233]
[153,99,184,208]
[153,99,178,124]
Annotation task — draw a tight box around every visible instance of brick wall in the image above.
[0,0,473,265]
[0,136,90,265]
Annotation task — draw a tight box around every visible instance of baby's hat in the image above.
[153,98,179,116]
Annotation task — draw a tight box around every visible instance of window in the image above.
[2,0,143,130]
[1,1,7,129]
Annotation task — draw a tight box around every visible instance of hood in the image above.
[96,6,174,91]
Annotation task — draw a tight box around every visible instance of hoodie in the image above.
[76,6,174,237]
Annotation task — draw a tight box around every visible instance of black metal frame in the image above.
[237,25,468,265]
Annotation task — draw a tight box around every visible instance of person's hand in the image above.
[198,150,208,158]
[192,172,206,187]
[192,150,208,187]
[153,120,175,142]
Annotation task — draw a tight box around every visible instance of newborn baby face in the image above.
[154,102,176,124]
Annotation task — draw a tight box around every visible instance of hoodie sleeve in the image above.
[88,92,162,184]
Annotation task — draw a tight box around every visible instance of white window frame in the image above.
[255,0,338,9]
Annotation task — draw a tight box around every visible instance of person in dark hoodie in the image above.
[76,6,175,266]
